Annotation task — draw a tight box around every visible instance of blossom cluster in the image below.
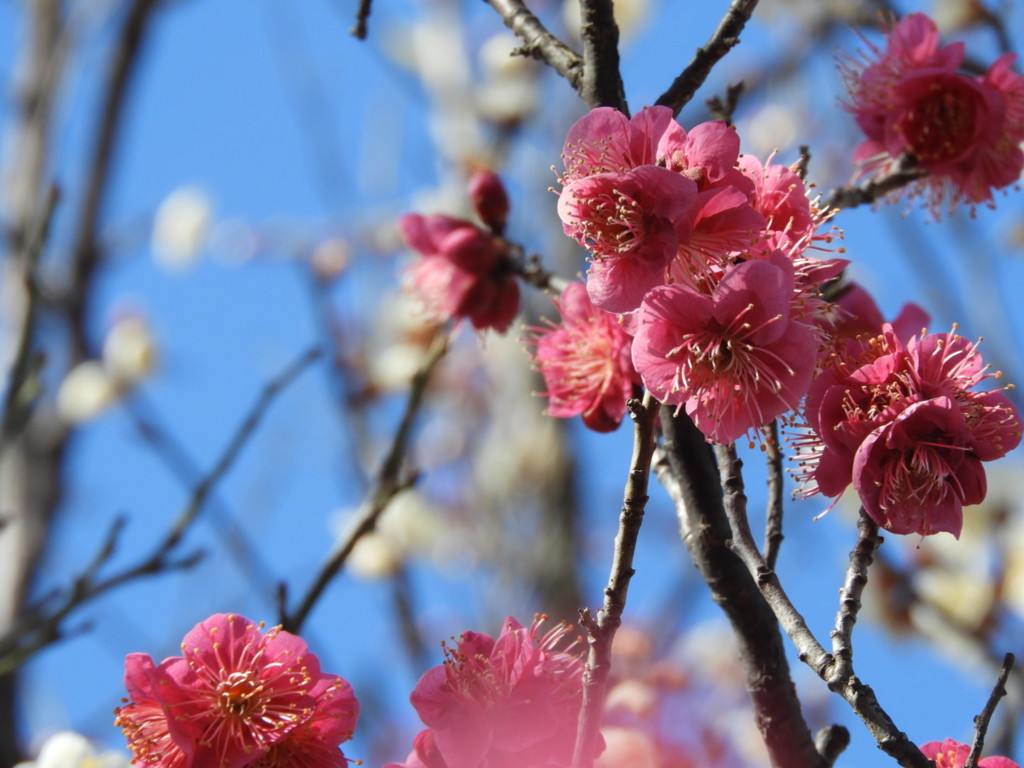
[114,614,358,768]
[842,13,1024,212]
[795,287,1021,537]
[385,615,595,768]
[536,104,843,442]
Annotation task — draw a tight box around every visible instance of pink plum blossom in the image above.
[115,614,359,768]
[921,739,1020,768]
[468,168,510,234]
[632,258,817,444]
[842,12,1024,212]
[558,166,697,313]
[386,615,596,768]
[530,282,642,432]
[796,320,1021,536]
[400,213,520,333]
[560,106,678,183]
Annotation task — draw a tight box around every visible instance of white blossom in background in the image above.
[151,186,213,271]
[738,102,801,160]
[56,361,116,424]
[310,237,351,283]
[332,491,445,580]
[931,0,988,32]
[476,34,538,125]
[102,314,157,385]
[14,731,129,768]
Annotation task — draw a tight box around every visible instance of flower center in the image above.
[216,671,264,719]
[896,78,980,163]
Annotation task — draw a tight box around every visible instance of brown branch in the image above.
[1,184,60,452]
[829,512,881,684]
[350,0,372,39]
[281,333,447,634]
[577,0,627,112]
[965,653,1015,768]
[658,414,823,768]
[483,0,584,95]
[821,155,926,212]
[0,347,319,672]
[67,0,161,361]
[572,392,657,768]
[655,0,760,117]
[762,421,784,572]
[710,444,931,768]
[705,81,745,125]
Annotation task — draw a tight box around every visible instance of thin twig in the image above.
[572,392,657,768]
[705,81,745,125]
[659,413,824,768]
[66,0,161,361]
[1,183,59,452]
[710,444,932,768]
[577,0,627,111]
[821,155,926,212]
[484,0,584,94]
[965,653,1016,768]
[350,0,372,39]
[281,333,448,634]
[655,0,760,116]
[830,512,881,683]
[164,347,323,549]
[0,347,321,672]
[124,393,281,604]
[509,243,571,294]
[762,421,784,571]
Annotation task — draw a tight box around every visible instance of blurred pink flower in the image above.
[842,12,1024,211]
[632,258,817,444]
[468,168,510,234]
[530,282,641,432]
[921,739,1020,768]
[400,213,520,333]
[116,614,358,768]
[389,615,595,768]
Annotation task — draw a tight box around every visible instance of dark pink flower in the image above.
[530,282,641,432]
[468,168,510,234]
[396,615,595,768]
[400,213,520,333]
[561,106,677,183]
[559,166,696,314]
[116,614,359,768]
[922,738,1020,768]
[842,12,1024,211]
[114,654,191,768]
[632,258,817,444]
[795,321,1021,535]
[853,396,986,536]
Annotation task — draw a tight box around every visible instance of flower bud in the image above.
[467,168,510,234]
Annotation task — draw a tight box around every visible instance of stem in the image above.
[572,393,657,768]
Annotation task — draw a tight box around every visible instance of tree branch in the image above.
[67,0,161,361]
[0,347,319,672]
[572,392,657,768]
[965,653,1015,768]
[483,0,584,95]
[711,445,932,768]
[577,0,627,111]
[659,414,823,768]
[655,0,760,116]
[829,512,880,683]
[281,333,447,634]
[821,155,926,212]
[762,421,784,572]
